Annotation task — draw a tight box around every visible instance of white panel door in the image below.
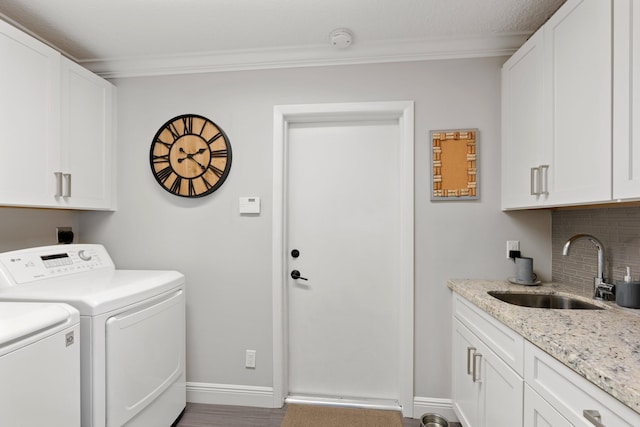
[0,19,60,207]
[478,340,524,427]
[105,290,185,427]
[452,319,480,426]
[543,0,612,205]
[286,119,401,401]
[60,57,116,210]
[613,0,640,200]
[501,29,545,209]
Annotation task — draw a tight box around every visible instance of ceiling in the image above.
[0,0,566,78]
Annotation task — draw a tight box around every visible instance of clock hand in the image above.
[177,147,208,162]
[190,159,206,170]
[179,147,207,156]
[178,147,206,170]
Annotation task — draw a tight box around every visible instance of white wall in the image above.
[78,57,552,403]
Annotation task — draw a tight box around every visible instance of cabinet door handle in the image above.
[472,352,482,383]
[583,410,606,427]
[54,172,63,197]
[466,346,476,375]
[539,165,549,195]
[530,167,540,195]
[62,173,71,197]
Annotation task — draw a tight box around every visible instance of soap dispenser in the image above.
[616,267,640,308]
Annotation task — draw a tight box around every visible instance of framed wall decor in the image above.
[430,129,478,200]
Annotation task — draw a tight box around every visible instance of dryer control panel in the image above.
[0,244,115,285]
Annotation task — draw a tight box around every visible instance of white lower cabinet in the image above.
[452,294,640,427]
[524,342,640,427]
[452,295,524,427]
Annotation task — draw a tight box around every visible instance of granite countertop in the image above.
[448,279,640,414]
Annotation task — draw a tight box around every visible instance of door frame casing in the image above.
[272,101,415,416]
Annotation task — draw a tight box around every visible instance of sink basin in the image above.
[488,291,604,310]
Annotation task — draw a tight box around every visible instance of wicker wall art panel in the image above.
[431,129,478,200]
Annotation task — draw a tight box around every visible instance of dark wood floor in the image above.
[176,403,460,427]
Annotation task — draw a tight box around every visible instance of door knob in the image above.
[290,270,308,281]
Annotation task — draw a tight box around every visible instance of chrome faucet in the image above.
[562,234,614,300]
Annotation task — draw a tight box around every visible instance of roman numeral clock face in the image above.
[150,114,232,197]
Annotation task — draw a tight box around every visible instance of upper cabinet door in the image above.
[543,0,612,206]
[613,0,640,200]
[60,57,116,210]
[0,19,61,207]
[501,0,613,210]
[501,30,545,210]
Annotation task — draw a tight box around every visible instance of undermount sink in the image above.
[488,291,604,310]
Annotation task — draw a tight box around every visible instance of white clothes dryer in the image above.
[0,244,186,427]
[0,301,80,427]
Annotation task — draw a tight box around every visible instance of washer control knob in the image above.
[78,250,92,261]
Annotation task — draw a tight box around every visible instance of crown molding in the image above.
[81,33,529,79]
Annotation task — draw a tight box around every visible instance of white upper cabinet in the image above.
[60,57,116,210]
[502,30,545,209]
[502,0,613,209]
[543,0,612,206]
[0,19,61,207]
[0,19,116,210]
[613,0,640,200]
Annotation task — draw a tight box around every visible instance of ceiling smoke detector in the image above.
[329,28,354,49]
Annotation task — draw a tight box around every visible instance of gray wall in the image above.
[552,206,640,295]
[0,208,78,252]
[78,58,552,400]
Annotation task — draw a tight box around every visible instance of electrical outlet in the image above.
[506,240,520,259]
[245,350,256,369]
[56,227,74,244]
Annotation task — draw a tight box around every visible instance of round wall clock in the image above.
[149,114,232,198]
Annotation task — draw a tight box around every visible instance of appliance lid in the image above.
[0,302,79,354]
[0,269,184,316]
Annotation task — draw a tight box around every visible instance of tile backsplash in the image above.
[552,206,640,295]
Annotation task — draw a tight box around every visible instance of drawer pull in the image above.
[583,410,606,427]
[472,352,482,383]
[466,346,476,375]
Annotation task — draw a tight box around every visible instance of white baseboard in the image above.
[187,382,276,408]
[412,397,459,423]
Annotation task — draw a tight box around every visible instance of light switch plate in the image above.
[239,197,260,214]
[245,350,256,368]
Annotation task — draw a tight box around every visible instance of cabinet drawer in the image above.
[525,341,640,427]
[453,294,524,375]
[524,384,572,427]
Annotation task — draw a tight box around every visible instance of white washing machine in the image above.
[0,244,186,427]
[0,301,80,426]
